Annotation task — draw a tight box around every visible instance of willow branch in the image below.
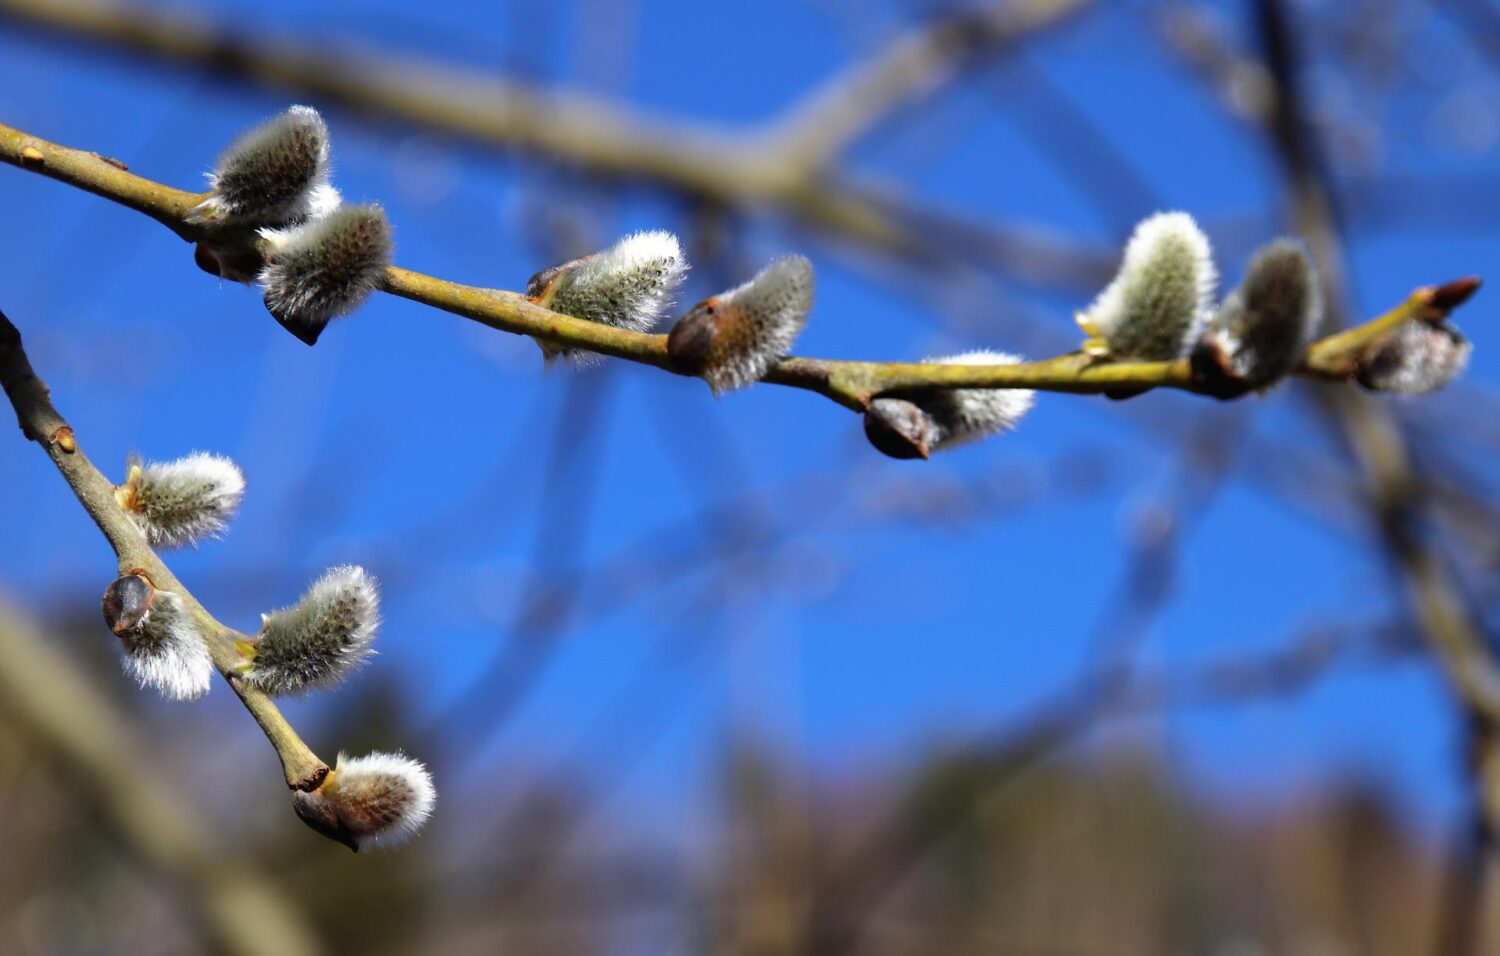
[0,601,323,956]
[0,308,328,792]
[766,0,1094,169]
[0,121,1477,414]
[0,0,1113,290]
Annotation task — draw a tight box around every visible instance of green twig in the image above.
[0,308,328,792]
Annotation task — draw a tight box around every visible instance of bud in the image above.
[194,240,266,284]
[864,397,938,460]
[667,256,815,394]
[1077,212,1217,360]
[1193,239,1321,393]
[862,351,1035,459]
[259,204,392,345]
[1356,319,1472,395]
[114,452,245,549]
[190,105,334,228]
[527,230,688,365]
[292,751,435,851]
[101,574,214,701]
[242,565,378,695]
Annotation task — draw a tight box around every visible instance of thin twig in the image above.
[0,308,328,792]
[0,121,1477,413]
[0,0,1111,287]
[767,0,1094,169]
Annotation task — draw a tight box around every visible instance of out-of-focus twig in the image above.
[799,415,1240,953]
[0,601,323,956]
[767,0,1094,169]
[0,0,1112,288]
[1239,2,1500,952]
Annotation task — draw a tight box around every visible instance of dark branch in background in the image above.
[0,121,1476,413]
[0,308,329,792]
[0,602,323,956]
[800,411,1238,952]
[1235,3,1500,953]
[0,0,1112,290]
[0,3,1493,948]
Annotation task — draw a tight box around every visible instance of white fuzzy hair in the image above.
[704,255,815,394]
[124,452,245,549]
[1360,320,1472,395]
[191,105,334,227]
[330,750,436,849]
[919,350,1036,449]
[258,204,392,333]
[246,565,379,696]
[1082,212,1217,359]
[118,591,215,701]
[542,230,688,366]
[1201,239,1321,388]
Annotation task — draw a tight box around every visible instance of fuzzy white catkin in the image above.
[533,230,688,365]
[259,204,392,344]
[863,351,1036,459]
[1202,239,1322,388]
[244,566,379,695]
[119,452,245,549]
[1358,320,1472,395]
[294,751,435,850]
[117,591,214,701]
[919,351,1036,449]
[699,256,815,394]
[191,105,333,227]
[1081,212,1218,360]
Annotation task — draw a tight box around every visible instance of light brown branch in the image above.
[767,0,1094,169]
[0,0,1114,289]
[0,120,1476,413]
[0,309,328,792]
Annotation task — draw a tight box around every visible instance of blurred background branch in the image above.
[1,0,1497,953]
[0,600,322,956]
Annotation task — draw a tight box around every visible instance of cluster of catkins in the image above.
[191,111,1470,461]
[191,105,392,345]
[101,452,432,850]
[1073,211,1471,396]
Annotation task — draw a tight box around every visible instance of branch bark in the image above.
[0,0,1113,290]
[0,308,328,792]
[0,120,1477,414]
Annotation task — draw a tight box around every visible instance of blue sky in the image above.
[0,0,1494,842]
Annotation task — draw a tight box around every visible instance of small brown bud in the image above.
[194,241,264,283]
[19,145,44,166]
[1427,276,1481,314]
[667,257,814,394]
[864,398,934,460]
[101,573,213,700]
[293,788,360,851]
[102,573,157,636]
[1188,338,1253,400]
[665,300,718,376]
[525,262,570,301]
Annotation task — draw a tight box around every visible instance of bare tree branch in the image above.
[0,120,1476,415]
[0,0,1112,289]
[766,0,1094,169]
[0,308,328,792]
